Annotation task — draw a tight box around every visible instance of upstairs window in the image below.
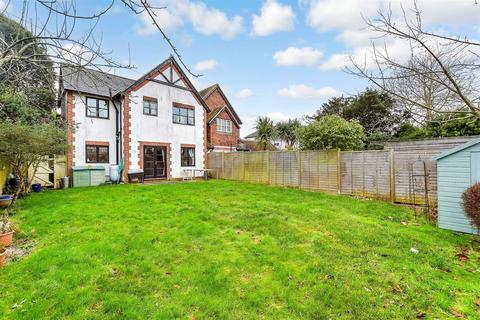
[86,144,109,163]
[216,118,232,133]
[173,103,195,125]
[181,147,195,167]
[143,97,158,116]
[86,97,109,119]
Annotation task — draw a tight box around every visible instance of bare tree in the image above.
[348,1,480,123]
[0,0,200,92]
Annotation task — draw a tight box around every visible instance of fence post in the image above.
[389,149,395,203]
[337,149,341,194]
[242,152,246,181]
[297,149,301,188]
[266,150,270,184]
[222,151,225,179]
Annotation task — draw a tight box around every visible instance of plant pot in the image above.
[0,231,14,247]
[0,248,6,268]
[0,195,12,208]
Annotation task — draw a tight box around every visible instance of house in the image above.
[433,137,480,234]
[59,56,210,181]
[199,84,242,152]
[244,130,286,150]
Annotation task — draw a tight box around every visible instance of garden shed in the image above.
[433,138,480,234]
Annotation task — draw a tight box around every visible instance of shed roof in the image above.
[433,137,480,160]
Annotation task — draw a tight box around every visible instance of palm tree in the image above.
[276,118,301,149]
[255,116,276,150]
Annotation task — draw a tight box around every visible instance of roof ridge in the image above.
[62,64,136,81]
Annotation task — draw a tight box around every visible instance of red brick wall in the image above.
[204,88,240,150]
[208,110,240,150]
[204,89,225,110]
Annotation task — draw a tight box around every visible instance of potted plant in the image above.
[0,244,6,268]
[0,195,12,208]
[0,210,14,247]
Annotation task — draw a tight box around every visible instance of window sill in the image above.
[86,116,110,120]
[173,122,195,126]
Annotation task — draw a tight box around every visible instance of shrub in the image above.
[462,183,480,230]
[297,115,365,151]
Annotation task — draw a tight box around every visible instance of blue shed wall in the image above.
[437,143,480,234]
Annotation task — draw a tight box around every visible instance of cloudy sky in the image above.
[7,0,480,135]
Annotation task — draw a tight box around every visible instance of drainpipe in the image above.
[109,89,121,165]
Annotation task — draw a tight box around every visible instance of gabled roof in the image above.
[60,65,135,97]
[433,137,480,160]
[121,56,210,112]
[199,83,219,100]
[200,83,242,125]
[60,56,210,112]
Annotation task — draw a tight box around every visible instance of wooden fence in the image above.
[207,149,445,207]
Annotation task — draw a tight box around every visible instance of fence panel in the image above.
[207,147,444,207]
[244,151,269,184]
[393,151,437,206]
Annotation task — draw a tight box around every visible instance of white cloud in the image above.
[135,0,243,39]
[134,8,184,36]
[194,59,218,72]
[273,46,323,66]
[236,89,253,98]
[278,84,340,99]
[251,0,295,36]
[306,0,378,32]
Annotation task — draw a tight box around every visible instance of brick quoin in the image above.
[123,95,131,182]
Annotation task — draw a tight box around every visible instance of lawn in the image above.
[1,180,479,319]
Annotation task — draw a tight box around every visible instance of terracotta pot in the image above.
[0,231,14,247]
[0,248,6,268]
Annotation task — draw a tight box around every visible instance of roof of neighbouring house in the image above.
[237,139,277,151]
[433,137,480,160]
[199,83,242,125]
[199,83,219,99]
[244,130,258,139]
[60,65,135,97]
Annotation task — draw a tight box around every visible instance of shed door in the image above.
[472,152,480,184]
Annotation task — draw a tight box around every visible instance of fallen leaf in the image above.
[401,221,409,226]
[456,253,468,262]
[474,299,480,308]
[416,312,426,319]
[174,284,181,289]
[450,309,465,318]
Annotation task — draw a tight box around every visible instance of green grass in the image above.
[1,180,479,319]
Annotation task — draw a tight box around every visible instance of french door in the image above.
[143,146,166,178]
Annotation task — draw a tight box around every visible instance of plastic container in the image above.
[109,165,120,184]
[61,176,69,189]
[0,195,12,208]
[32,183,42,192]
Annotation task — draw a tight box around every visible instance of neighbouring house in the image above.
[59,56,210,181]
[244,130,286,150]
[199,84,242,152]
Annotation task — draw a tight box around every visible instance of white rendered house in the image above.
[59,57,210,181]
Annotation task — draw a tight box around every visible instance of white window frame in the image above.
[216,118,232,133]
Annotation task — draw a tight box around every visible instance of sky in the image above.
[4,0,480,136]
